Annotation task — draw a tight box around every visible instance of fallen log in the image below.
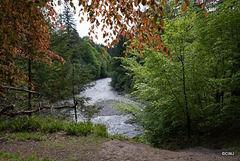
[0,104,76,117]
[0,105,15,115]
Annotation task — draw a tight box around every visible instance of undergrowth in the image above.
[0,116,108,138]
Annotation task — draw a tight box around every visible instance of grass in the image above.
[0,132,46,142]
[0,152,56,161]
[0,116,108,138]
[0,116,109,161]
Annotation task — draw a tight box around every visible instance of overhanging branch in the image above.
[3,86,42,95]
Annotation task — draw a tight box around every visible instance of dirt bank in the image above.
[1,134,239,161]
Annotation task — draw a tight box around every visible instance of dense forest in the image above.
[111,0,240,148]
[0,2,111,114]
[0,0,240,157]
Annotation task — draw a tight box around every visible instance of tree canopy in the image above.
[1,0,213,95]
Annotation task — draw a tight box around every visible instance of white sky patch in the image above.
[53,0,146,45]
[54,0,109,45]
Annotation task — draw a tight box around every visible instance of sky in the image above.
[55,0,109,45]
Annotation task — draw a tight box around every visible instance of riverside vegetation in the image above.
[0,116,108,160]
[1,0,240,160]
[110,0,240,150]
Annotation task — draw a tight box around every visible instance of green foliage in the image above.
[64,121,108,137]
[93,124,108,137]
[112,100,143,122]
[1,132,46,141]
[39,118,64,133]
[122,1,240,148]
[109,134,130,141]
[109,35,133,92]
[0,116,108,138]
[5,2,111,105]
[64,121,93,136]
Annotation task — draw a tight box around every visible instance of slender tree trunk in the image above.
[72,65,77,122]
[181,48,191,138]
[28,58,32,112]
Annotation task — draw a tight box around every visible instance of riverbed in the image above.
[75,78,142,138]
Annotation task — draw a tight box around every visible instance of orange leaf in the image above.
[140,51,143,58]
[197,0,200,5]
[117,14,122,21]
[175,0,180,4]
[181,4,187,12]
[125,52,128,58]
[121,31,125,36]
[205,11,208,18]
[160,19,164,27]
[185,0,190,6]
[201,4,204,10]
[163,0,166,5]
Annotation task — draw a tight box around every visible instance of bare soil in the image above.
[1,134,239,161]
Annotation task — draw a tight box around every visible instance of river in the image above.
[75,78,142,138]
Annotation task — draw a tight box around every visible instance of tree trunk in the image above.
[181,48,191,138]
[28,58,32,112]
[72,65,77,122]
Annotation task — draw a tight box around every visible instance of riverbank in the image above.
[1,117,239,161]
[1,132,239,161]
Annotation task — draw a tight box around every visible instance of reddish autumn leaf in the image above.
[205,11,209,18]
[1,0,196,91]
[140,51,143,58]
[163,0,166,5]
[185,0,190,6]
[181,4,187,12]
[0,0,63,92]
[160,19,164,27]
[197,0,201,5]
[117,14,122,21]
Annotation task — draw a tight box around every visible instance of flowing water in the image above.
[76,78,142,138]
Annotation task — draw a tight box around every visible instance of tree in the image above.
[120,1,240,147]
[0,0,63,96]
[109,35,133,92]
[1,0,213,96]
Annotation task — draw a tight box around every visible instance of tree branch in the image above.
[0,105,15,115]
[3,86,42,95]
